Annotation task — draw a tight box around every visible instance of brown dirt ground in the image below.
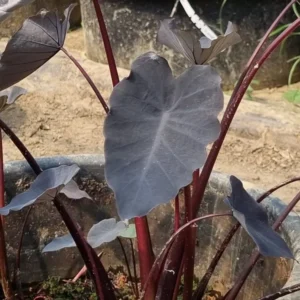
[1,28,300,208]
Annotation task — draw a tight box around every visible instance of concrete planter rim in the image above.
[4,154,300,299]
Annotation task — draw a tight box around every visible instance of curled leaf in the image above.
[104,52,223,219]
[0,3,77,91]
[225,176,294,259]
[42,233,76,252]
[0,164,88,215]
[157,19,241,65]
[87,218,130,248]
[0,0,34,22]
[0,86,26,112]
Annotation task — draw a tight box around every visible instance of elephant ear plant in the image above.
[0,0,299,299]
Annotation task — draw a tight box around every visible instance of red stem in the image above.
[172,251,185,300]
[141,213,232,299]
[61,47,109,113]
[156,235,186,299]
[135,217,155,288]
[174,194,180,231]
[0,130,12,299]
[183,185,195,299]
[91,0,120,86]
[191,16,300,218]
[0,118,115,299]
[225,191,300,300]
[192,175,300,299]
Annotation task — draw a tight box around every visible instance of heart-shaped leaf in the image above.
[0,164,89,215]
[157,19,241,65]
[104,52,223,219]
[42,233,76,252]
[0,3,76,91]
[87,218,129,248]
[0,0,34,22]
[0,86,26,112]
[225,176,294,259]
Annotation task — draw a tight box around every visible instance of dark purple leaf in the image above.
[0,3,76,91]
[0,0,34,22]
[225,176,294,259]
[0,85,26,111]
[157,19,241,65]
[104,52,223,219]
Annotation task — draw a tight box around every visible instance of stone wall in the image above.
[0,0,81,38]
[80,0,300,89]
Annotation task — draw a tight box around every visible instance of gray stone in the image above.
[80,0,300,89]
[3,154,300,299]
[0,0,81,38]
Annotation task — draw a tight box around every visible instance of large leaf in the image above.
[42,233,76,252]
[0,164,89,215]
[225,176,294,259]
[0,3,76,91]
[157,19,241,65]
[0,0,34,22]
[0,85,26,112]
[87,218,128,248]
[104,52,223,219]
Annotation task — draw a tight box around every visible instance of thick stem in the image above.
[258,282,300,300]
[225,191,300,300]
[156,236,185,300]
[0,118,115,299]
[192,176,300,299]
[61,47,109,113]
[117,238,138,298]
[0,130,13,299]
[91,0,119,86]
[135,217,155,288]
[141,213,232,299]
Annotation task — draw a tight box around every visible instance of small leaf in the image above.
[0,164,85,215]
[0,0,34,22]
[157,19,241,65]
[119,224,136,238]
[0,86,26,112]
[104,52,223,219]
[87,218,127,248]
[0,3,77,91]
[42,233,76,252]
[225,176,294,259]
